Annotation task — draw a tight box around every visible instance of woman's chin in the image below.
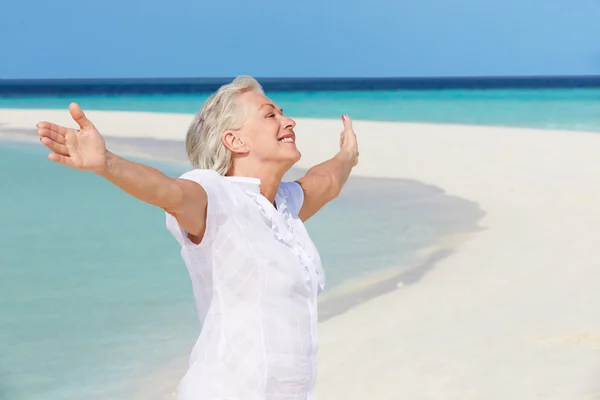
[260,148,301,168]
[287,148,302,163]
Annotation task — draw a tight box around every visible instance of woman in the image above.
[36,76,359,400]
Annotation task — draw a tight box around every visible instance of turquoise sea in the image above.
[1,82,597,399]
[2,87,600,131]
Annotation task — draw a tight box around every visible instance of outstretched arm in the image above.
[37,103,209,242]
[97,153,209,242]
[296,114,359,221]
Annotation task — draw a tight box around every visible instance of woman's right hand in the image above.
[36,102,108,172]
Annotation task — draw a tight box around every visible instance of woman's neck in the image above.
[228,165,286,205]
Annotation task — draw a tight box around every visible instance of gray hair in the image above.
[185,76,265,175]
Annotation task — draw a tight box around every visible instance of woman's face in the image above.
[224,91,301,169]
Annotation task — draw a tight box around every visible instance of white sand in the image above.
[2,108,600,399]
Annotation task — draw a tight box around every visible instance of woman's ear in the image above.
[223,131,248,154]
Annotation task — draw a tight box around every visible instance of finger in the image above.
[48,153,75,167]
[37,128,67,145]
[40,137,69,156]
[69,102,93,130]
[36,121,71,137]
[342,114,353,131]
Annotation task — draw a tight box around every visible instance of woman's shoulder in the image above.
[277,181,305,217]
[178,168,233,194]
[178,168,222,185]
[178,169,256,207]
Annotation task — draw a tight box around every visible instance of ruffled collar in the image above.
[225,175,294,242]
[225,175,319,294]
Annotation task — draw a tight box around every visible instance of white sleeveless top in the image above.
[165,169,326,400]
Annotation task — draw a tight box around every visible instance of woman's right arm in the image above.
[37,102,209,243]
[97,152,209,242]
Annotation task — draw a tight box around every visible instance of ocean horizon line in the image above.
[2,75,600,96]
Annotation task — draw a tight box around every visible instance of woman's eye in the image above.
[266,113,275,118]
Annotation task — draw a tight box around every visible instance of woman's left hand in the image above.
[340,114,359,166]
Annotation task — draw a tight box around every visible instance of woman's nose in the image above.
[282,116,296,129]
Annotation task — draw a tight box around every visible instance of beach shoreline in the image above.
[3,108,600,398]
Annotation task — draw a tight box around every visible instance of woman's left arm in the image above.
[295,115,359,221]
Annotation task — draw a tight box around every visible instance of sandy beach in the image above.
[2,108,600,399]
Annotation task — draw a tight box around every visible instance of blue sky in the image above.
[2,0,600,79]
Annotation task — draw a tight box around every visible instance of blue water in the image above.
[0,142,199,399]
[1,78,600,132]
[3,76,600,94]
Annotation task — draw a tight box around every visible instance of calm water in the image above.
[2,76,600,131]
[2,88,600,132]
[0,138,481,399]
